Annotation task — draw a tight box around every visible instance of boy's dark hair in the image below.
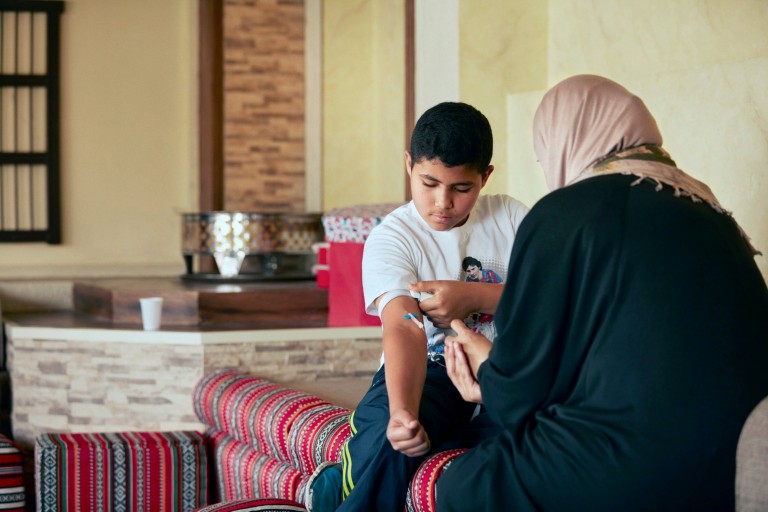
[409,102,493,174]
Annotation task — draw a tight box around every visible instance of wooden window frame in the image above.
[0,0,64,244]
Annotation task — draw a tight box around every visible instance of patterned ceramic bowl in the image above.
[181,212,324,255]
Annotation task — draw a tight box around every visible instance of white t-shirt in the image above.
[362,194,529,355]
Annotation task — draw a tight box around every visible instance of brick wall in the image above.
[224,0,307,213]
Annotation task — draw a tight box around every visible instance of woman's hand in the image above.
[409,280,503,329]
[445,319,492,377]
[445,340,483,403]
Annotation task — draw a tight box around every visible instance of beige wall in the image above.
[0,0,197,279]
[506,0,768,280]
[0,0,765,283]
[459,0,548,196]
[322,0,406,210]
[321,0,548,205]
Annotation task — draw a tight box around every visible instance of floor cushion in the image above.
[36,431,208,511]
[0,433,25,511]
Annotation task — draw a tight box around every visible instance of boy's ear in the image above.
[481,165,494,186]
[404,151,413,176]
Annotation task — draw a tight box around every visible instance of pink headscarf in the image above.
[532,74,662,190]
[532,74,759,255]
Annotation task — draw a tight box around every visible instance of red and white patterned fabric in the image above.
[194,372,351,504]
[207,431,308,503]
[287,404,350,476]
[194,371,463,511]
[405,448,467,512]
[0,434,25,512]
[321,204,402,244]
[35,431,208,511]
[194,498,306,512]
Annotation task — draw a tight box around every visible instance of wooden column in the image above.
[198,0,224,213]
[405,0,415,201]
[197,0,224,272]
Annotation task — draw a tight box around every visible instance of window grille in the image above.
[0,1,64,243]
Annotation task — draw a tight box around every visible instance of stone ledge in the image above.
[6,321,381,452]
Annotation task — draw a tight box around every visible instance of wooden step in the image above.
[73,277,328,329]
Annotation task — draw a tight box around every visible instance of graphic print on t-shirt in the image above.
[427,255,506,355]
[461,255,503,340]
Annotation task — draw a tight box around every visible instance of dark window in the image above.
[0,1,64,243]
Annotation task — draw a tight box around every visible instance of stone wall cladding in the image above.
[9,338,206,449]
[203,338,382,382]
[8,334,381,451]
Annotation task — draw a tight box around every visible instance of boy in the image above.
[307,102,528,511]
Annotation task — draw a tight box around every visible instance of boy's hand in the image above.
[445,340,483,403]
[445,319,492,377]
[409,280,478,328]
[386,408,431,457]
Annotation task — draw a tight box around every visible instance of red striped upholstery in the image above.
[405,448,467,512]
[194,372,334,463]
[287,403,350,475]
[35,431,208,512]
[194,371,351,477]
[208,431,308,503]
[194,371,462,512]
[0,434,25,511]
[194,498,306,512]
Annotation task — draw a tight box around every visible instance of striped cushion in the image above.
[194,372,273,455]
[196,372,357,503]
[194,372,337,463]
[194,498,306,512]
[287,403,350,475]
[406,448,467,512]
[36,431,208,512]
[209,431,308,504]
[195,372,472,512]
[0,434,25,511]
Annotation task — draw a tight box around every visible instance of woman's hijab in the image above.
[532,74,759,255]
[533,74,662,190]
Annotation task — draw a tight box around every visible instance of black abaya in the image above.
[437,175,768,511]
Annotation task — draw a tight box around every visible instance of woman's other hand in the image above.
[446,319,492,376]
[445,340,483,403]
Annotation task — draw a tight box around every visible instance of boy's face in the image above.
[405,152,493,231]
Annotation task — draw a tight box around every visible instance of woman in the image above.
[436,75,768,511]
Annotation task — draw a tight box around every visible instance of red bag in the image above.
[322,203,403,327]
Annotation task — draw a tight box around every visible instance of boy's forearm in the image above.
[375,294,428,415]
[383,326,427,415]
